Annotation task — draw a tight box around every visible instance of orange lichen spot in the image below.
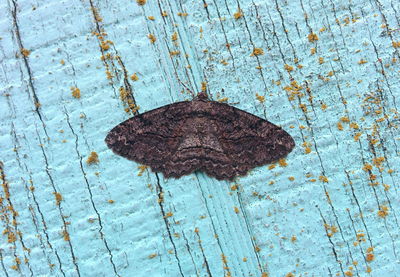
[164,211,173,218]
[310,48,316,55]
[344,271,353,276]
[318,57,324,64]
[377,205,389,218]
[177,12,188,17]
[230,184,238,191]
[59,229,70,242]
[20,48,30,57]
[278,158,288,167]
[254,245,261,252]
[170,50,180,56]
[340,116,350,123]
[137,165,148,176]
[86,152,99,165]
[70,87,81,99]
[147,16,155,20]
[321,102,327,110]
[261,272,268,277]
[372,157,385,167]
[233,8,243,19]
[161,10,168,17]
[337,122,344,130]
[291,235,297,242]
[220,59,229,65]
[366,253,374,262]
[200,82,207,92]
[392,41,400,48]
[148,34,156,44]
[194,227,199,233]
[388,169,394,174]
[358,59,368,65]
[286,273,294,277]
[148,253,157,259]
[319,27,326,32]
[284,64,294,72]
[319,175,328,183]
[353,132,361,141]
[363,163,372,171]
[349,122,359,129]
[217,97,229,103]
[108,199,115,204]
[60,59,65,65]
[130,73,139,81]
[136,0,146,5]
[100,40,111,51]
[171,32,178,41]
[308,32,319,42]
[383,183,390,191]
[366,266,372,273]
[268,164,276,170]
[255,93,265,103]
[288,176,295,181]
[251,48,264,56]
[10,264,18,270]
[53,192,63,205]
[234,206,239,214]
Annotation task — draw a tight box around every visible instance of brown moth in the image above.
[105,93,295,180]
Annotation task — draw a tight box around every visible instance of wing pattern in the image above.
[105,97,295,180]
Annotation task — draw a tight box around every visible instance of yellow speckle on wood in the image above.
[62,230,70,241]
[255,93,265,103]
[251,48,264,56]
[377,206,389,218]
[108,200,114,204]
[278,158,288,167]
[148,253,157,259]
[217,97,229,103]
[358,59,368,65]
[233,9,243,19]
[148,34,156,44]
[70,87,81,99]
[86,152,99,165]
[318,57,324,64]
[319,175,328,183]
[20,48,30,57]
[53,192,62,205]
[161,10,168,17]
[366,253,374,262]
[130,73,139,81]
[310,48,316,55]
[234,207,239,214]
[284,64,294,72]
[201,82,207,92]
[164,212,173,218]
[147,16,155,20]
[171,32,178,41]
[392,41,400,48]
[136,0,146,5]
[177,12,188,17]
[137,165,148,176]
[308,32,319,42]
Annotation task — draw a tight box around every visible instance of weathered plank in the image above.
[0,0,399,276]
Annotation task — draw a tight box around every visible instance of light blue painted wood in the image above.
[0,0,399,276]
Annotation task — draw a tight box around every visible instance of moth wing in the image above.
[105,101,189,169]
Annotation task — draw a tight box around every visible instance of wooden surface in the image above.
[0,0,399,276]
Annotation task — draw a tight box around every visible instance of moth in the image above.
[105,93,295,180]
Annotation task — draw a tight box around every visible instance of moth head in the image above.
[194,92,209,101]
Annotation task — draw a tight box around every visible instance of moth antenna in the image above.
[175,74,195,97]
